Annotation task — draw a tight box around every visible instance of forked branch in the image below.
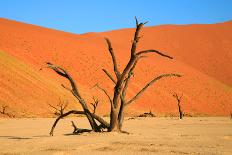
[71,121,92,134]
[173,92,183,102]
[48,99,68,116]
[90,96,99,114]
[50,110,85,136]
[45,62,105,132]
[49,110,110,136]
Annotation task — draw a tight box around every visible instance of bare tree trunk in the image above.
[173,93,183,119]
[109,108,120,131]
[43,17,181,135]
[44,63,107,134]
[103,17,181,132]
[178,102,183,119]
[118,101,125,130]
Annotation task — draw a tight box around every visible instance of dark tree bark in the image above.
[71,121,92,134]
[0,105,14,117]
[103,17,181,131]
[44,17,181,135]
[1,105,8,115]
[173,93,183,119]
[48,98,68,116]
[90,96,99,114]
[45,63,110,134]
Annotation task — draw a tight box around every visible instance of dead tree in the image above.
[90,96,99,114]
[0,105,14,117]
[138,110,155,117]
[173,93,183,119]
[71,121,92,134]
[48,99,69,116]
[44,17,181,135]
[0,105,8,115]
[230,112,232,119]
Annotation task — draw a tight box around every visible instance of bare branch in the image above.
[46,62,68,78]
[90,96,99,114]
[93,84,113,108]
[180,93,183,100]
[105,38,121,78]
[50,110,85,136]
[108,18,150,111]
[61,84,73,92]
[131,23,143,56]
[71,121,92,134]
[122,58,139,100]
[49,107,108,135]
[46,62,101,132]
[45,18,182,133]
[48,104,59,112]
[173,92,183,102]
[143,21,149,25]
[91,113,110,129]
[135,16,139,26]
[122,56,147,101]
[48,99,69,116]
[137,50,173,59]
[119,19,147,82]
[46,63,81,96]
[126,74,182,106]
[102,69,116,84]
[71,121,78,133]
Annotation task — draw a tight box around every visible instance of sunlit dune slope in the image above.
[0,18,231,117]
[0,51,81,117]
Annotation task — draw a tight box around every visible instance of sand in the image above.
[0,18,232,117]
[0,117,232,155]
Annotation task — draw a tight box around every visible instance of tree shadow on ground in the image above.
[0,136,32,140]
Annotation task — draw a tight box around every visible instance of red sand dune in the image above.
[0,18,232,117]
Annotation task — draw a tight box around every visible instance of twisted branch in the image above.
[137,49,173,59]
[126,74,181,106]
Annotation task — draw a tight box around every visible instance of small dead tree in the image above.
[230,112,232,119]
[173,93,183,119]
[1,105,8,115]
[44,17,181,135]
[0,105,14,117]
[138,110,155,117]
[48,99,69,116]
[90,96,99,114]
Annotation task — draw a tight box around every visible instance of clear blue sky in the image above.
[1,0,232,34]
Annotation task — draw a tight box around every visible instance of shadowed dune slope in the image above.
[0,18,232,117]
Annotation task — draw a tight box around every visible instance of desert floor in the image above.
[0,117,232,155]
